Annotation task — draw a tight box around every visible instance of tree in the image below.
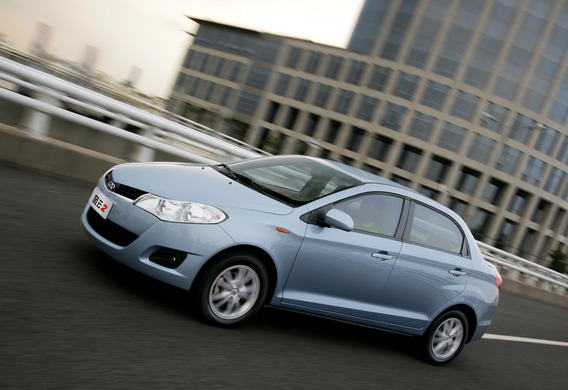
[548,249,567,274]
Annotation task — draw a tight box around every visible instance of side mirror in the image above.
[324,209,354,232]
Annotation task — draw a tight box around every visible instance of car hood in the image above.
[111,162,294,215]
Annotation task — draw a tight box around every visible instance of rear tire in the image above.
[421,310,468,365]
[196,252,268,327]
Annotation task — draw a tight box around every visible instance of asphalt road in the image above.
[1,165,567,389]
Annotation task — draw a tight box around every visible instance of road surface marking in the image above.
[483,334,568,347]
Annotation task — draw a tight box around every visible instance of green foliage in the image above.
[548,249,567,274]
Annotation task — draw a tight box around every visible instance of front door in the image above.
[282,193,405,320]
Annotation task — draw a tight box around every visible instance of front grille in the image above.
[112,184,147,200]
[105,171,147,200]
[86,208,139,246]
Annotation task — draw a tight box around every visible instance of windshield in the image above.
[214,156,362,206]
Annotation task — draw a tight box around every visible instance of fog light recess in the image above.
[149,248,187,268]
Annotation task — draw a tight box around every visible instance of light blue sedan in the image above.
[81,155,501,364]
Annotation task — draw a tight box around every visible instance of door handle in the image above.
[449,268,467,277]
[372,251,394,261]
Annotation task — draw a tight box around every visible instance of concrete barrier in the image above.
[0,124,124,186]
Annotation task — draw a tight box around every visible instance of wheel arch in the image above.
[437,304,478,343]
[189,244,278,304]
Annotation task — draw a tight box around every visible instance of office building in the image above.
[167,0,568,265]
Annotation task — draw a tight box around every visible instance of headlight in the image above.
[135,194,226,224]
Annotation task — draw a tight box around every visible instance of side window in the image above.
[334,194,403,237]
[409,204,464,254]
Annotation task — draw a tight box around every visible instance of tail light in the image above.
[494,268,503,291]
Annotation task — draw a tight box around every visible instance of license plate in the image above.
[89,187,114,219]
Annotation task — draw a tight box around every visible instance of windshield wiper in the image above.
[214,163,239,181]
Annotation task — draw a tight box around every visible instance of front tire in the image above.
[421,310,468,365]
[197,252,268,327]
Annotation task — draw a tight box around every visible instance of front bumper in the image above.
[81,184,235,290]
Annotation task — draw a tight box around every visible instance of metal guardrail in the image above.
[1,56,567,299]
[477,241,568,296]
[0,55,265,164]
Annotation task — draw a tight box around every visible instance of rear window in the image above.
[409,204,465,254]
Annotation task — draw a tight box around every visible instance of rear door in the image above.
[375,202,471,329]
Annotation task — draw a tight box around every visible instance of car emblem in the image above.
[107,181,116,190]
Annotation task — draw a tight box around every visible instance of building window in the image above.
[393,72,420,101]
[496,219,517,251]
[408,112,437,142]
[182,50,195,68]
[534,127,559,155]
[303,113,320,137]
[509,190,530,215]
[420,81,449,110]
[275,74,291,96]
[286,47,302,69]
[363,164,382,176]
[235,92,260,117]
[480,102,509,133]
[424,156,452,184]
[219,86,233,107]
[346,60,367,85]
[464,3,517,90]
[213,58,225,77]
[405,0,450,69]
[438,122,466,152]
[531,200,550,224]
[305,51,322,74]
[418,185,440,201]
[496,145,522,175]
[544,167,566,196]
[313,84,333,108]
[391,174,412,187]
[284,107,300,130]
[355,96,379,122]
[325,55,344,79]
[468,134,495,164]
[380,0,419,61]
[294,79,312,102]
[368,135,393,162]
[265,102,280,123]
[324,120,342,143]
[334,90,355,115]
[450,91,479,121]
[522,157,546,186]
[481,179,507,206]
[470,208,494,240]
[381,103,407,131]
[456,168,480,196]
[346,127,367,152]
[548,66,568,124]
[244,66,270,90]
[550,208,566,231]
[518,229,538,259]
[228,62,242,82]
[509,114,538,143]
[368,65,392,91]
[188,51,204,71]
[397,145,422,173]
[448,197,468,218]
[557,137,568,164]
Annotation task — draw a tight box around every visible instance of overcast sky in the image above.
[0,0,364,97]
